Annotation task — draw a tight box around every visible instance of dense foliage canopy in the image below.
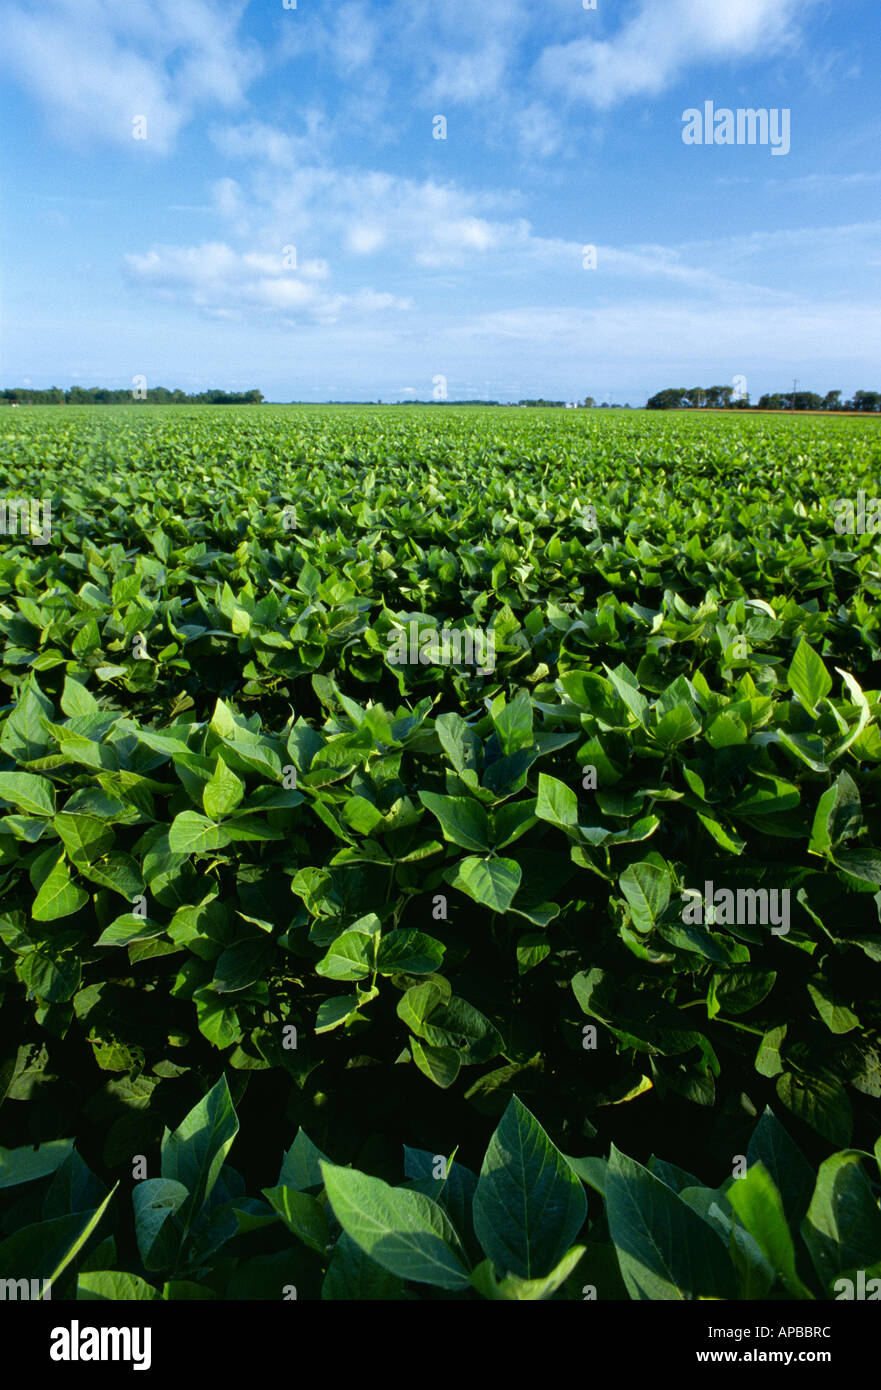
[1,404,879,1299]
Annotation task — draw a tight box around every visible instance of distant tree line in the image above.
[1,387,264,405]
[646,386,881,412]
[754,390,880,412]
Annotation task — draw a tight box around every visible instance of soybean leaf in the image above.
[801,1151,881,1291]
[320,1162,470,1290]
[726,1163,813,1298]
[418,792,489,852]
[604,1146,736,1300]
[160,1076,239,1234]
[446,855,521,912]
[788,638,832,713]
[472,1096,587,1280]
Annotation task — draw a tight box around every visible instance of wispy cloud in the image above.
[123,240,413,324]
[538,0,812,108]
[0,0,260,152]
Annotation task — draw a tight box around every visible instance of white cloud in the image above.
[277,0,379,78]
[347,225,387,255]
[0,0,260,151]
[212,116,331,168]
[202,128,530,269]
[269,0,586,157]
[126,117,836,328]
[538,0,811,108]
[330,2,380,75]
[123,240,412,324]
[515,103,567,160]
[426,39,510,106]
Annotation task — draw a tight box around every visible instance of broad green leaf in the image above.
[490,798,537,848]
[447,855,521,912]
[776,1072,852,1148]
[727,1163,813,1298]
[410,1037,461,1088]
[746,1108,815,1229]
[604,1146,736,1300]
[60,676,100,718]
[83,851,144,898]
[831,848,881,885]
[535,773,578,829]
[0,680,54,760]
[435,712,482,786]
[202,757,245,819]
[54,811,114,866]
[212,938,273,993]
[263,1186,329,1253]
[342,795,384,836]
[653,704,701,747]
[0,1187,117,1288]
[808,771,861,858]
[619,859,671,932]
[402,1148,478,1241]
[704,711,748,748]
[217,725,283,780]
[647,1158,702,1195]
[806,978,859,1034]
[168,810,232,855]
[34,1149,103,1223]
[561,1154,607,1196]
[315,992,370,1033]
[801,1151,881,1291]
[418,792,489,852]
[32,852,88,921]
[194,990,242,1048]
[730,776,800,817]
[376,930,444,975]
[95,914,165,947]
[419,995,504,1065]
[0,772,56,818]
[78,1270,160,1300]
[133,1178,189,1270]
[16,950,81,1002]
[396,978,451,1034]
[315,930,374,981]
[322,1232,405,1300]
[491,690,534,756]
[472,1096,587,1280]
[754,1025,787,1079]
[160,1075,239,1233]
[697,813,745,855]
[708,969,776,1019]
[0,1140,74,1189]
[516,934,550,974]
[278,1130,330,1191]
[604,664,649,727]
[472,1244,585,1300]
[787,638,832,713]
[320,1162,470,1289]
[830,667,871,758]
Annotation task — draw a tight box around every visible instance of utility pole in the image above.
[792,378,798,412]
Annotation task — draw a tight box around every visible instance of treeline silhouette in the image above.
[647,386,880,412]
[1,387,264,405]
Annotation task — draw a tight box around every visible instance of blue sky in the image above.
[1,0,879,403]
